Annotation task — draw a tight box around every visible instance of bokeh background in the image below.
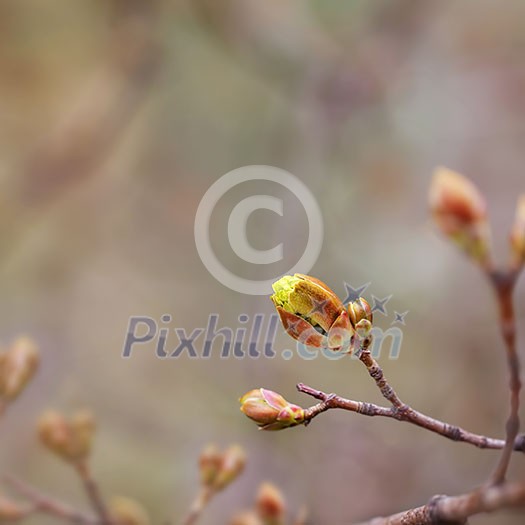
[1,1,525,523]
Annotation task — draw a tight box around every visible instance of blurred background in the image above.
[1,0,525,523]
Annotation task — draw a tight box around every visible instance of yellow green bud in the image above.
[240,388,305,431]
[271,274,353,351]
[347,298,373,329]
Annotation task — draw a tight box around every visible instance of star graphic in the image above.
[392,311,409,325]
[371,294,392,316]
[342,282,371,304]
[285,316,304,337]
[308,297,330,317]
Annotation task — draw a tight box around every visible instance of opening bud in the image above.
[430,167,491,265]
[271,274,353,351]
[347,298,373,329]
[240,388,305,431]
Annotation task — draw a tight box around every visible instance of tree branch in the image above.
[298,383,525,452]
[488,268,522,484]
[353,480,525,525]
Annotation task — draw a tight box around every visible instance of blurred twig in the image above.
[181,486,214,525]
[16,0,161,208]
[487,267,522,484]
[74,461,112,525]
[1,0,162,271]
[4,474,98,525]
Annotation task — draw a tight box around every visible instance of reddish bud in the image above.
[430,167,491,264]
[256,483,285,523]
[240,388,305,431]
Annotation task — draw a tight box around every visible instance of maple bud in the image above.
[430,167,490,264]
[240,388,305,431]
[271,274,352,351]
[0,337,39,401]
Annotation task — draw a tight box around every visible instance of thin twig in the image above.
[488,269,522,484]
[3,474,98,524]
[74,461,112,525]
[298,383,525,451]
[181,486,214,525]
[356,338,407,410]
[353,480,525,525]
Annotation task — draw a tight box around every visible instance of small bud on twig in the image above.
[347,298,373,329]
[212,445,246,491]
[240,388,305,431]
[510,194,525,267]
[430,167,491,266]
[271,274,353,351]
[0,337,39,402]
[255,483,285,523]
[199,443,222,487]
[37,410,96,463]
[110,496,151,525]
